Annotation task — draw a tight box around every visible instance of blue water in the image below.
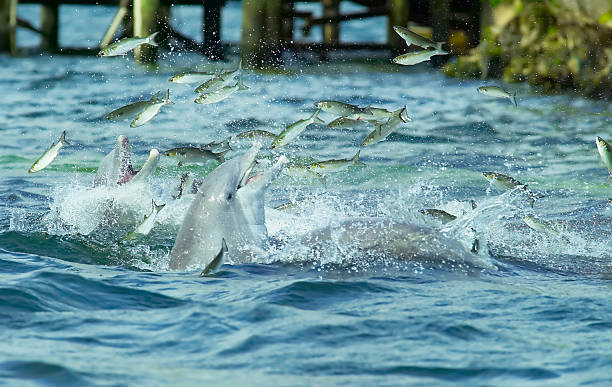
[2,2,612,386]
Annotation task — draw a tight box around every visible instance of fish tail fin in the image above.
[147,31,159,47]
[221,238,228,253]
[150,90,161,102]
[470,199,478,210]
[435,41,445,51]
[312,109,325,124]
[222,136,233,151]
[217,149,229,163]
[353,150,366,166]
[162,89,174,105]
[152,199,166,213]
[511,92,518,107]
[238,72,249,90]
[59,130,70,146]
[470,238,480,254]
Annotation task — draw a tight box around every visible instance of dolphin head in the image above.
[170,143,286,271]
[93,135,159,187]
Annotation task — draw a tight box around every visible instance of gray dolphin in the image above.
[169,143,287,270]
[94,135,159,187]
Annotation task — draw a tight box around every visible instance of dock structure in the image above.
[0,0,484,65]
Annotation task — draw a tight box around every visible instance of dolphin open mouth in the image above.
[117,136,137,185]
[237,144,261,189]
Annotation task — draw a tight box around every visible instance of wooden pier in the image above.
[0,0,484,66]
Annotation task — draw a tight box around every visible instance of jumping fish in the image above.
[194,75,248,105]
[98,31,158,57]
[307,150,366,174]
[200,238,228,277]
[419,209,457,223]
[29,131,70,173]
[163,147,228,166]
[477,86,517,107]
[392,26,443,50]
[363,107,395,121]
[595,136,612,175]
[327,116,371,130]
[283,165,325,182]
[104,91,160,121]
[131,89,173,127]
[522,216,569,244]
[393,48,448,66]
[361,106,411,146]
[235,130,278,140]
[169,71,216,84]
[200,137,232,153]
[482,171,541,207]
[314,101,371,119]
[124,199,166,240]
[194,60,242,94]
[270,109,325,148]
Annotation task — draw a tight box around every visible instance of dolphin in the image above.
[169,143,287,270]
[94,135,159,187]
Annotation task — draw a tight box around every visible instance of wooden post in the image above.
[322,0,339,48]
[480,0,493,78]
[264,0,282,65]
[431,0,449,66]
[204,0,223,60]
[100,0,129,48]
[387,0,409,54]
[0,0,17,54]
[41,1,59,52]
[241,0,266,68]
[281,1,294,48]
[134,0,159,63]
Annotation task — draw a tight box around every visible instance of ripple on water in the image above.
[0,361,92,387]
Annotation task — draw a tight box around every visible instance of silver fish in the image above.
[98,31,158,57]
[392,26,443,50]
[104,91,159,121]
[163,147,228,166]
[522,216,569,244]
[419,209,457,223]
[477,86,517,107]
[314,100,372,119]
[169,71,216,84]
[361,106,411,146]
[363,107,395,121]
[595,136,612,174]
[270,109,325,148]
[194,76,248,105]
[235,130,278,141]
[307,150,366,174]
[194,60,242,94]
[124,199,166,240]
[283,165,325,182]
[327,116,371,130]
[200,238,228,277]
[482,171,541,207]
[29,131,70,173]
[131,89,173,127]
[393,48,448,66]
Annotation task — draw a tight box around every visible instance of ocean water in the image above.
[2,2,612,386]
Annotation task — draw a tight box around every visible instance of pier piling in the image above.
[431,0,449,66]
[387,0,409,54]
[134,0,159,63]
[0,0,17,54]
[41,1,59,52]
[241,0,283,68]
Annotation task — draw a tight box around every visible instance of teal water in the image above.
[2,3,612,386]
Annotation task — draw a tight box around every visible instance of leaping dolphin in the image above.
[170,143,287,270]
[94,135,159,187]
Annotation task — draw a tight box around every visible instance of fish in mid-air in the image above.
[419,209,457,224]
[482,171,542,207]
[104,91,160,121]
[307,150,366,174]
[392,26,443,50]
[314,101,372,119]
[98,31,159,57]
[131,89,173,127]
[522,216,569,244]
[124,199,166,240]
[169,71,216,84]
[194,74,248,105]
[200,239,228,277]
[477,86,517,107]
[361,106,411,146]
[327,116,371,130]
[163,147,228,166]
[595,136,612,175]
[393,48,448,66]
[235,130,278,141]
[270,109,325,148]
[194,60,242,94]
[29,131,70,173]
